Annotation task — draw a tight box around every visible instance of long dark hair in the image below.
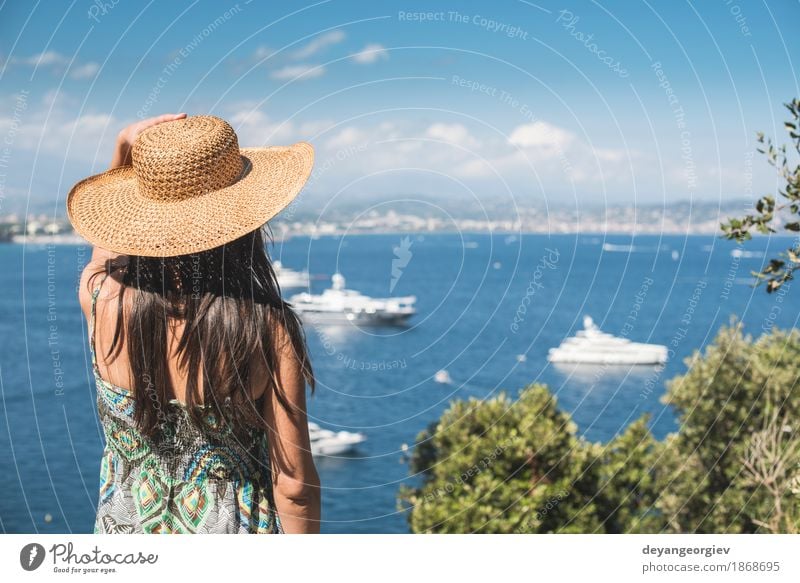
[88,226,314,438]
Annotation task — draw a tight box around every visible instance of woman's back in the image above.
[81,260,269,406]
[84,267,283,534]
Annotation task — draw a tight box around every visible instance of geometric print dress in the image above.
[89,273,283,534]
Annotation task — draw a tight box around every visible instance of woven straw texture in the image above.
[66,115,314,257]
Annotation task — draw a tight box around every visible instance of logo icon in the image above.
[390,236,413,292]
[20,543,46,571]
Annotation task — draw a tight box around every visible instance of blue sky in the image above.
[1,0,799,217]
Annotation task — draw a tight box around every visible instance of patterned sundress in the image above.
[89,272,283,534]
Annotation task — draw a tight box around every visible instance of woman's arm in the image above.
[85,113,187,266]
[263,329,321,533]
[109,112,186,168]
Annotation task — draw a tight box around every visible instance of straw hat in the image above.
[66,115,314,257]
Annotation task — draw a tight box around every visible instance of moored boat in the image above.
[548,316,667,365]
[289,273,416,326]
[308,422,366,456]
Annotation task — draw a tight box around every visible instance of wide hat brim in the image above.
[66,143,313,257]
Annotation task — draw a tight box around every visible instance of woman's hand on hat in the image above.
[109,113,187,169]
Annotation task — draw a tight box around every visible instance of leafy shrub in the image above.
[400,324,800,533]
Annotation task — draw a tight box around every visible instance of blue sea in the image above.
[1,232,798,534]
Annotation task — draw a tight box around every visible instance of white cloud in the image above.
[508,121,574,150]
[425,123,479,149]
[393,140,423,154]
[229,110,294,145]
[351,43,389,64]
[6,51,100,82]
[452,158,495,178]
[0,107,116,162]
[226,107,335,147]
[60,113,115,138]
[253,46,275,60]
[594,147,628,163]
[69,62,99,80]
[41,88,66,107]
[227,46,277,74]
[325,126,369,149]
[291,30,345,60]
[297,119,336,137]
[229,109,270,127]
[13,51,69,67]
[270,64,325,81]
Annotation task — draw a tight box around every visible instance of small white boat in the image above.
[602,243,638,252]
[274,261,310,289]
[308,422,366,456]
[601,243,660,253]
[289,273,416,326]
[434,370,452,384]
[548,316,667,365]
[730,249,764,259]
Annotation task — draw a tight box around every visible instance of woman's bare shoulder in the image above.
[77,249,128,315]
[77,262,103,317]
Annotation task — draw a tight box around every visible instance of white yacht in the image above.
[289,273,416,326]
[274,261,310,289]
[308,422,366,456]
[548,316,668,365]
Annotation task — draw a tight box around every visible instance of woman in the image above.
[67,113,320,534]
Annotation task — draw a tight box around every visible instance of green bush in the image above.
[398,384,660,533]
[656,323,800,533]
[399,324,800,533]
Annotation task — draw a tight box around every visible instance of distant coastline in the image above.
[2,229,789,248]
[0,199,776,244]
[7,234,88,245]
